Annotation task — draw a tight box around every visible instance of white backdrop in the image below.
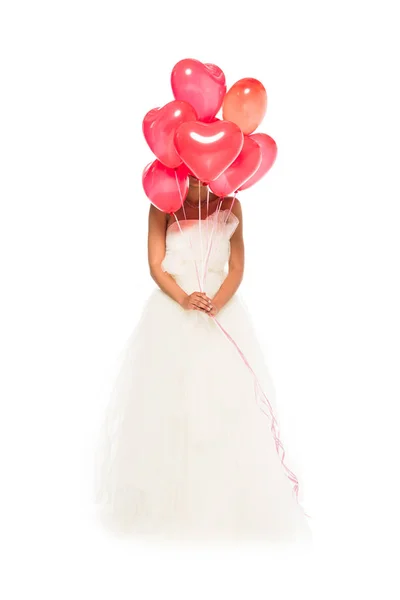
[1,0,400,598]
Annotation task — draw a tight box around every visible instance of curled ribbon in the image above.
[212,316,309,515]
[172,179,310,517]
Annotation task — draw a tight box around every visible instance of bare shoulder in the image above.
[220,196,242,222]
[148,203,168,231]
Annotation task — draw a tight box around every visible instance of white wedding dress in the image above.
[95,209,312,543]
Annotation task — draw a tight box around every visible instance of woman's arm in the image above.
[210,200,244,316]
[147,205,212,313]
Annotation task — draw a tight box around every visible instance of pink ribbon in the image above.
[173,177,310,517]
[212,316,309,515]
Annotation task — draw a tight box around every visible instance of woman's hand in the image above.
[181,292,213,313]
[208,300,221,317]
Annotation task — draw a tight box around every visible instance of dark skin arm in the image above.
[147,204,212,313]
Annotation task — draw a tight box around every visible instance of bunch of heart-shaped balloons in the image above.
[142,58,278,213]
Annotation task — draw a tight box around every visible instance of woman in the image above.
[96,175,312,543]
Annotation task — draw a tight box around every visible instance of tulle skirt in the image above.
[95,279,312,544]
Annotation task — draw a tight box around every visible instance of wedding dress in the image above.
[95,208,312,543]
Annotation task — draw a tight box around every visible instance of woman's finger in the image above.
[191,298,211,310]
[199,295,213,308]
[191,304,207,312]
[192,301,211,311]
[193,292,212,304]
[197,298,212,310]
[191,295,210,308]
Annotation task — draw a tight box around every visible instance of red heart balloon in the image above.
[238,134,277,191]
[143,100,197,168]
[209,136,262,197]
[142,160,188,213]
[174,120,244,183]
[171,58,226,123]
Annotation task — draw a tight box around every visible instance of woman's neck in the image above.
[185,187,219,206]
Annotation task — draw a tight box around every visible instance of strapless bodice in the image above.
[161,209,239,296]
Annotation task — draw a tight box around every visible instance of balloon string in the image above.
[174,171,202,291]
[211,195,234,262]
[181,199,188,221]
[206,186,210,258]
[173,173,309,516]
[202,200,222,288]
[224,194,237,224]
[198,180,204,290]
[172,214,202,290]
[212,315,310,518]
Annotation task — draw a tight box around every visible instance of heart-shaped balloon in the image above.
[209,136,262,197]
[238,134,277,191]
[171,58,226,123]
[142,160,188,213]
[223,78,267,135]
[174,120,244,183]
[143,100,197,168]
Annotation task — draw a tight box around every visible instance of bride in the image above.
[95,174,312,543]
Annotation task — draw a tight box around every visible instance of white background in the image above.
[1,0,400,597]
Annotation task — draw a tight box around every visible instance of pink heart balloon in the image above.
[142,160,188,213]
[171,58,226,123]
[209,136,262,197]
[238,134,278,191]
[142,100,197,168]
[174,120,244,183]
